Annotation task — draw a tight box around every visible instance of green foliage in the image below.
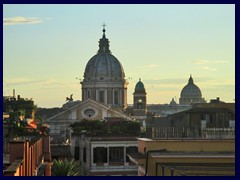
[3,96,36,118]
[6,111,39,137]
[52,159,82,176]
[70,119,108,135]
[3,96,39,138]
[70,119,141,136]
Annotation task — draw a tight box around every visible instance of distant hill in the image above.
[36,107,64,121]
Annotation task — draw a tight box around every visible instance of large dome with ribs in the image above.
[83,28,125,82]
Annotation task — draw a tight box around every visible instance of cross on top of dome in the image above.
[102,23,106,29]
[102,23,106,35]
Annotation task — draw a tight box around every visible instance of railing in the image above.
[151,127,235,139]
[202,128,235,139]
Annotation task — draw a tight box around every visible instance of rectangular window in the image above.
[87,91,91,98]
[99,91,105,103]
[114,90,119,105]
[74,147,79,160]
[93,147,107,164]
[109,147,124,163]
[126,147,138,162]
[83,147,86,163]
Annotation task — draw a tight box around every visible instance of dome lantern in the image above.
[98,23,111,53]
[188,74,194,84]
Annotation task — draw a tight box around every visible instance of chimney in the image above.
[13,89,15,98]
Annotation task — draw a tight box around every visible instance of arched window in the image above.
[138,99,143,109]
[99,91,104,103]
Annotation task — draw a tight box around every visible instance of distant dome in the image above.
[135,78,145,91]
[83,28,125,81]
[179,75,205,105]
[180,76,202,98]
[170,98,177,105]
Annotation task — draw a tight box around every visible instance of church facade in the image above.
[46,99,133,143]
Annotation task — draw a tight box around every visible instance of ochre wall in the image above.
[138,139,235,153]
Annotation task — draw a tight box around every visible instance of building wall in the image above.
[71,135,138,176]
[82,81,128,109]
[147,104,192,116]
[137,138,235,154]
[47,99,133,144]
[146,103,235,139]
[134,138,235,176]
[193,103,235,113]
[3,136,52,176]
[150,155,235,176]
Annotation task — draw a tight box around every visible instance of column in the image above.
[96,89,99,101]
[119,89,122,106]
[91,147,94,166]
[104,89,107,105]
[124,146,127,166]
[107,147,109,165]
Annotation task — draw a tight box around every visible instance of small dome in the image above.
[170,98,177,105]
[180,76,202,98]
[135,78,145,91]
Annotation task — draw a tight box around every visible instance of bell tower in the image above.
[133,78,147,116]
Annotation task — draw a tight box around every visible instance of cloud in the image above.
[203,66,217,71]
[192,60,229,65]
[191,59,229,71]
[4,77,76,88]
[143,78,185,85]
[3,16,46,26]
[4,77,44,86]
[146,64,158,68]
[202,80,235,87]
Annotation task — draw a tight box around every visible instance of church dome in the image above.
[135,78,145,91]
[180,75,202,98]
[83,27,125,81]
[170,98,177,105]
[81,25,128,109]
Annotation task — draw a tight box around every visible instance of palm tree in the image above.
[51,159,82,176]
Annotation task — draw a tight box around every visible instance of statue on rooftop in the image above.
[66,94,73,102]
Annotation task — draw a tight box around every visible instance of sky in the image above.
[3,4,235,108]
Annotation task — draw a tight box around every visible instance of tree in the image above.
[70,119,141,137]
[51,159,82,176]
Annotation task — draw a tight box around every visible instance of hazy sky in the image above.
[3,4,235,108]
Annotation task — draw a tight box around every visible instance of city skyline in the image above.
[3,4,235,108]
